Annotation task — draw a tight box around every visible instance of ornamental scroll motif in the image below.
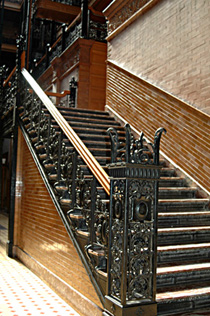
[107,124,166,165]
[110,178,155,302]
[128,179,155,301]
[107,0,151,35]
[110,180,125,299]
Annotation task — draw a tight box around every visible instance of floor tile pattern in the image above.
[0,214,80,316]
[2,213,210,316]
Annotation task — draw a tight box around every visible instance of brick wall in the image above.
[107,0,210,115]
[14,129,103,315]
[106,62,210,193]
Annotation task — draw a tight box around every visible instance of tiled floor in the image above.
[0,213,80,316]
[1,212,210,316]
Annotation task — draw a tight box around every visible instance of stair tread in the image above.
[54,111,111,119]
[156,285,210,301]
[158,226,210,232]
[159,187,197,191]
[72,127,125,134]
[52,116,119,126]
[158,198,209,204]
[158,242,210,251]
[52,121,125,129]
[159,211,210,216]
[55,106,109,116]
[157,262,210,274]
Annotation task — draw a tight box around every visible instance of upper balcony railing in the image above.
[51,0,81,5]
[31,5,107,78]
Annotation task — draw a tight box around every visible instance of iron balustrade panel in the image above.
[104,125,166,316]
[18,85,108,300]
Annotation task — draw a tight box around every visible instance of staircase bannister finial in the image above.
[107,124,166,166]
[105,125,166,316]
[153,127,167,165]
[69,77,77,108]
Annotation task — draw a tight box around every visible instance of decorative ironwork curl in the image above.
[107,124,166,165]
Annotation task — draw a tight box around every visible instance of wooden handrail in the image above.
[3,66,16,87]
[28,88,70,98]
[36,12,81,67]
[22,68,110,195]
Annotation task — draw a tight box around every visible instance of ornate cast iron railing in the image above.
[32,7,107,78]
[18,67,111,302]
[103,126,166,316]
[11,38,166,313]
[0,65,17,134]
[21,68,110,193]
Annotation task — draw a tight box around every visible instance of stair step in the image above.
[55,106,110,117]
[48,109,111,120]
[73,127,126,137]
[51,111,116,121]
[157,243,210,266]
[77,133,125,142]
[52,121,125,130]
[158,226,210,246]
[158,211,210,228]
[160,168,176,177]
[63,138,112,149]
[157,262,210,291]
[159,177,186,187]
[158,199,209,211]
[158,187,197,199]
[51,116,120,127]
[157,286,210,315]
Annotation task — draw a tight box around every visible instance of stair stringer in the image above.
[16,120,106,313]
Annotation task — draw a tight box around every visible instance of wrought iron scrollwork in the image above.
[107,124,166,165]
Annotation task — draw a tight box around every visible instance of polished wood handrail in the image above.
[36,12,81,67]
[28,88,70,98]
[22,68,110,195]
[3,66,16,87]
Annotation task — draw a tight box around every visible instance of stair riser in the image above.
[53,118,120,127]
[55,112,114,121]
[158,216,210,228]
[160,170,175,177]
[158,231,210,246]
[158,191,196,199]
[158,248,210,266]
[52,121,124,130]
[44,107,110,117]
[157,269,210,290]
[158,204,207,212]
[159,180,186,187]
[157,294,210,316]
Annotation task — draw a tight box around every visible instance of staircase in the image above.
[19,95,210,315]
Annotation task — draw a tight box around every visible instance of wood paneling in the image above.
[14,130,103,314]
[106,61,210,194]
[35,0,81,24]
[38,39,107,111]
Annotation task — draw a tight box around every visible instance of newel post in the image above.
[104,125,166,316]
